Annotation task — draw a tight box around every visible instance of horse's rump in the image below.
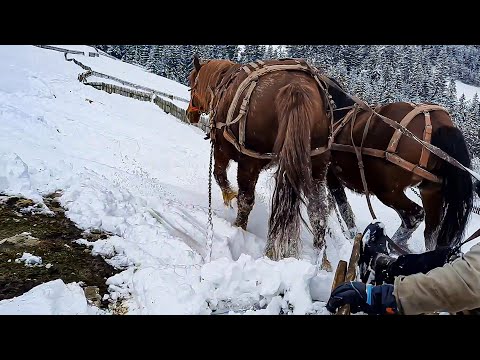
[212,59,331,158]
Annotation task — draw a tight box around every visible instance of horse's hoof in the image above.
[222,189,237,208]
[321,252,333,272]
[265,249,274,260]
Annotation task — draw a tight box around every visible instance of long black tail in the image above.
[431,126,473,247]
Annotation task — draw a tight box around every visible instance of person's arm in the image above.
[394,243,480,314]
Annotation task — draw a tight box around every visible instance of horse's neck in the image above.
[328,80,356,122]
[202,63,238,109]
[209,64,237,90]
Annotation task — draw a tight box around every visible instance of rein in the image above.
[454,228,480,253]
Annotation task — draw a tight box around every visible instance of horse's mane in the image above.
[189,59,236,108]
[324,75,355,122]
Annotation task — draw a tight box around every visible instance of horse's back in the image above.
[217,61,330,155]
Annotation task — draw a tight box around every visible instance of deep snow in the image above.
[1,45,479,314]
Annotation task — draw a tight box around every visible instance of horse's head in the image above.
[186,55,207,124]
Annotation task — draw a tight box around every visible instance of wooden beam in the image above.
[337,233,362,315]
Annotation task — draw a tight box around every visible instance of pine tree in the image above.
[241,45,263,63]
[471,93,480,120]
[340,45,361,72]
[163,46,178,81]
[226,45,239,61]
[140,45,150,66]
[133,45,142,65]
[275,45,285,59]
[467,93,480,157]
[146,46,157,72]
[286,45,304,58]
[264,45,274,59]
[123,45,136,62]
[456,93,467,124]
[154,46,166,76]
[330,60,349,90]
[445,79,458,113]
[421,65,436,102]
[392,67,404,102]
[406,46,423,102]
[209,45,223,59]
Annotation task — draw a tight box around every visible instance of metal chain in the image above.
[410,187,421,198]
[206,141,214,262]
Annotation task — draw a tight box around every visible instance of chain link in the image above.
[206,141,214,262]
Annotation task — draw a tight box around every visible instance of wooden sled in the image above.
[330,233,362,315]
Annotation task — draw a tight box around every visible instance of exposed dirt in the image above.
[0,192,118,308]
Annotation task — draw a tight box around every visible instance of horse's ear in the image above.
[193,54,202,72]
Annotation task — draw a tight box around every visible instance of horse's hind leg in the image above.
[233,158,262,230]
[375,189,425,255]
[307,157,332,271]
[326,168,358,238]
[213,144,237,207]
[419,182,443,251]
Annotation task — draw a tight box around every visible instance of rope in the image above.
[206,141,214,262]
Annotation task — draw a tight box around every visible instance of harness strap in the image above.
[419,111,432,168]
[331,104,443,184]
[214,61,333,160]
[320,74,473,177]
[351,106,379,220]
[226,62,329,127]
[386,104,443,154]
[332,105,360,139]
[456,227,480,251]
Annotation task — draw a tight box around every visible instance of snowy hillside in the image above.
[1,45,479,315]
[456,80,480,100]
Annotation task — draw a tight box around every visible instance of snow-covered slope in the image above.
[1,45,479,314]
[456,80,480,100]
[67,47,190,101]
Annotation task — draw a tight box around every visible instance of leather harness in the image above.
[195,59,480,253]
[331,103,445,185]
[208,59,336,160]
[329,102,445,226]
[204,58,444,187]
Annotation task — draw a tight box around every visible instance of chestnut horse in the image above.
[186,56,333,263]
[324,77,473,254]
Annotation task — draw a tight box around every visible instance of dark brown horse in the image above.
[325,78,473,254]
[185,56,333,263]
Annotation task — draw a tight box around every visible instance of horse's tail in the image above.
[266,83,315,260]
[431,126,473,247]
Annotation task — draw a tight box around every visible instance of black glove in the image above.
[385,246,459,284]
[327,281,398,315]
